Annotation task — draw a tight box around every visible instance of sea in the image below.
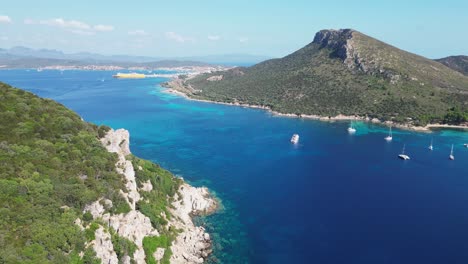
[1,69,468,264]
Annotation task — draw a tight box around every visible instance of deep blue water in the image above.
[2,70,468,264]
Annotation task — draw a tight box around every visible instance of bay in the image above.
[1,69,468,263]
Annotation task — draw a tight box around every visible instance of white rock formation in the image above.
[170,183,217,264]
[140,180,153,192]
[101,129,140,209]
[206,75,223,81]
[92,227,118,264]
[82,129,217,264]
[153,248,165,262]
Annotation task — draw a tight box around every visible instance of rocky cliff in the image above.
[83,129,217,263]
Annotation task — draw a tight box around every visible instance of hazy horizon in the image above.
[1,0,467,59]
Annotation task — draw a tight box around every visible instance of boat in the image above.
[347,122,356,133]
[385,126,393,141]
[290,134,299,144]
[464,143,468,148]
[398,144,410,160]
[112,72,146,79]
[449,144,455,160]
[428,138,433,151]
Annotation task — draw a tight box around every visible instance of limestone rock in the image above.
[82,129,217,264]
[153,248,165,261]
[170,183,217,263]
[207,75,223,81]
[92,227,118,264]
[140,180,153,192]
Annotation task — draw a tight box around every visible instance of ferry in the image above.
[290,134,299,144]
[112,72,146,79]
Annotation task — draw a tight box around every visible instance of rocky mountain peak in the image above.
[312,29,355,59]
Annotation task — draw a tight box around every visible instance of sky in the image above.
[0,0,467,59]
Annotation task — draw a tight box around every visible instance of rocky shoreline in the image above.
[169,183,218,263]
[82,128,218,263]
[162,80,468,133]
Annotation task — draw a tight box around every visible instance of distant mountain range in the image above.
[0,46,271,68]
[172,29,468,126]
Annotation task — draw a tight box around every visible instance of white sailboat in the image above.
[385,126,393,141]
[428,138,433,151]
[398,144,410,160]
[347,122,356,133]
[449,144,455,160]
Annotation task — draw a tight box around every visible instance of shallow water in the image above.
[2,70,468,263]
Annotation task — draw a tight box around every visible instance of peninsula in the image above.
[0,82,218,263]
[163,29,468,130]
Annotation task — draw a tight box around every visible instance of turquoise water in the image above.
[2,70,468,263]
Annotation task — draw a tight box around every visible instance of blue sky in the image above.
[0,0,467,58]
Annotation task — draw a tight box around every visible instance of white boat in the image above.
[464,143,468,148]
[428,138,433,151]
[385,126,393,141]
[449,144,455,160]
[347,122,356,133]
[398,144,410,160]
[290,134,299,144]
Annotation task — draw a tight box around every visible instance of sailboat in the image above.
[398,144,410,160]
[449,144,455,160]
[385,126,393,141]
[428,138,433,151]
[347,122,356,133]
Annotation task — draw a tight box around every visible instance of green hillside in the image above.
[0,82,180,263]
[176,29,468,126]
[436,55,468,76]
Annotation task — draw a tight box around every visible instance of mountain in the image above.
[0,55,211,69]
[0,46,161,62]
[179,54,273,66]
[0,47,213,68]
[436,55,468,76]
[0,46,269,66]
[0,82,216,263]
[174,29,468,126]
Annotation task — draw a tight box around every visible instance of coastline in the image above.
[84,128,218,263]
[162,81,468,133]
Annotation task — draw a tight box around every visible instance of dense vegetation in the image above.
[0,82,181,263]
[436,55,468,76]
[131,156,182,262]
[180,29,468,126]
